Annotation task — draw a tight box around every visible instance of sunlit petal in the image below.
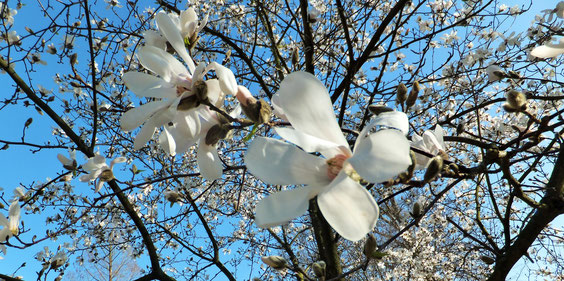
[120,100,170,132]
[197,141,222,180]
[156,12,196,73]
[122,72,176,99]
[255,186,315,228]
[317,172,379,242]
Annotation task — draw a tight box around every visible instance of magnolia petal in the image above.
[197,141,222,180]
[95,180,105,193]
[0,228,10,242]
[0,215,7,228]
[271,94,288,121]
[138,46,188,82]
[434,126,445,148]
[255,186,314,228]
[277,72,348,147]
[110,157,127,169]
[156,12,196,73]
[82,155,107,172]
[317,172,379,242]
[133,107,175,150]
[57,154,71,166]
[530,42,564,58]
[120,100,170,132]
[274,127,344,158]
[180,8,198,28]
[123,72,176,99]
[246,137,330,186]
[371,111,409,135]
[8,201,20,224]
[205,79,224,106]
[210,62,237,96]
[348,129,411,183]
[159,126,177,156]
[143,30,167,50]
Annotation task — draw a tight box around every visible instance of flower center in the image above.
[326,154,349,180]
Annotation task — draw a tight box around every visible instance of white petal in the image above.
[8,201,20,223]
[205,79,224,105]
[110,157,126,169]
[138,46,188,82]
[57,154,71,166]
[0,215,7,228]
[317,172,379,242]
[156,12,196,73]
[210,62,237,95]
[197,142,222,180]
[180,8,198,27]
[95,180,105,193]
[274,127,344,158]
[245,137,330,186]
[82,155,106,172]
[255,186,315,228]
[277,72,348,147]
[371,111,409,135]
[159,126,177,156]
[143,30,167,50]
[271,94,288,121]
[349,129,411,183]
[123,72,176,99]
[434,126,445,148]
[530,42,564,58]
[133,107,175,150]
[120,100,170,132]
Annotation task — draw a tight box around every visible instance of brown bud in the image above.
[406,81,420,109]
[480,255,495,265]
[69,53,78,65]
[411,200,423,218]
[193,80,208,102]
[99,169,115,182]
[205,124,231,146]
[177,95,200,111]
[242,99,271,124]
[423,156,443,183]
[363,234,377,258]
[312,261,326,278]
[396,83,408,104]
[368,105,394,115]
[503,90,527,113]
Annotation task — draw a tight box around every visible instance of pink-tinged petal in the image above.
[274,127,345,158]
[277,71,348,147]
[133,107,176,150]
[255,186,315,228]
[530,41,564,58]
[349,129,411,183]
[209,62,237,96]
[156,12,196,73]
[123,72,176,99]
[120,100,171,132]
[371,111,409,135]
[317,172,379,242]
[197,141,222,180]
[245,137,330,186]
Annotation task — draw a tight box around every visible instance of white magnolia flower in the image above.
[530,37,564,59]
[245,71,411,241]
[0,201,21,242]
[411,126,445,169]
[165,8,207,42]
[50,251,67,269]
[79,154,126,192]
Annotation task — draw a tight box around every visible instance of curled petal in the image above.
[530,38,564,58]
[95,180,105,193]
[274,127,344,158]
[197,141,222,180]
[156,12,196,73]
[277,71,348,147]
[317,172,379,242]
[109,157,126,169]
[371,111,409,135]
[255,186,315,228]
[349,129,411,183]
[245,137,330,186]
[159,126,177,156]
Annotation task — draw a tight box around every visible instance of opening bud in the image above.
[503,90,527,113]
[165,190,182,207]
[177,81,208,111]
[406,81,420,109]
[99,169,115,182]
[423,156,443,183]
[261,256,287,270]
[396,83,408,105]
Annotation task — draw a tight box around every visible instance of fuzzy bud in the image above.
[312,261,326,278]
[363,234,377,257]
[423,156,443,183]
[261,256,287,270]
[241,99,271,124]
[368,105,394,115]
[406,81,420,109]
[165,190,182,207]
[412,200,423,218]
[98,169,115,182]
[205,124,231,146]
[396,83,408,105]
[503,90,527,113]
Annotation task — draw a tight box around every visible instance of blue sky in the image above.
[0,1,561,280]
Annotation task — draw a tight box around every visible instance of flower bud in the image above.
[261,256,287,270]
[423,156,443,183]
[411,200,422,218]
[177,95,200,111]
[503,90,527,113]
[312,261,326,278]
[368,105,394,115]
[405,81,420,109]
[165,190,182,207]
[241,99,271,124]
[363,234,377,258]
[396,83,408,105]
[486,65,504,82]
[480,255,495,265]
[205,124,231,146]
